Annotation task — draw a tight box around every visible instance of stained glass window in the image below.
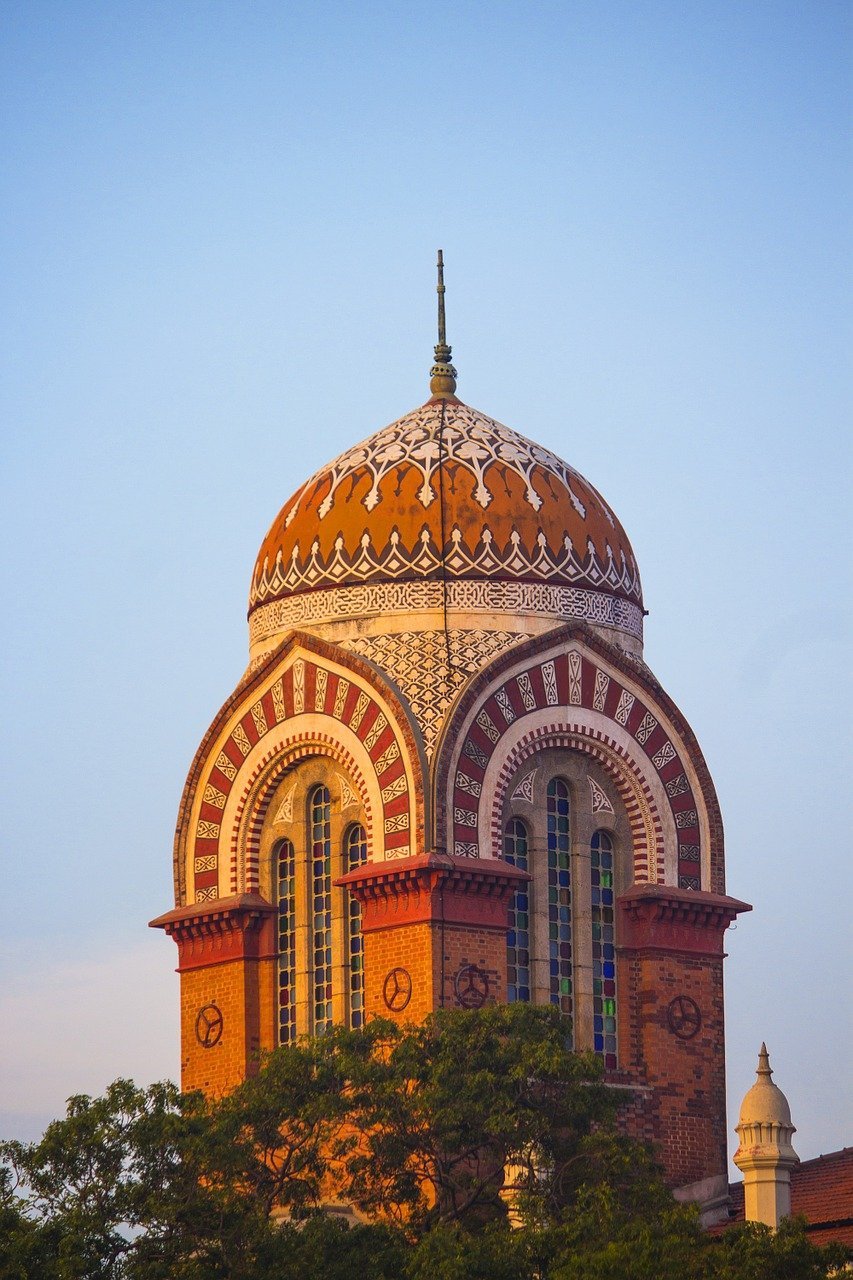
[310,785,333,1034]
[547,777,573,1034]
[276,837,297,1045]
[503,817,530,1003]
[345,823,368,1028]
[591,829,617,1069]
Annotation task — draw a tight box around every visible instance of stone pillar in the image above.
[616,884,751,1220]
[336,853,529,1024]
[733,1044,799,1230]
[150,894,276,1095]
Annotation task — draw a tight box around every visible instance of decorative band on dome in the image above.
[249,580,644,648]
[249,521,641,610]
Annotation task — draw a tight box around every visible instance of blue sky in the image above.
[1,1,850,1170]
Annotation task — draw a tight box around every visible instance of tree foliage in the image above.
[1,1006,848,1279]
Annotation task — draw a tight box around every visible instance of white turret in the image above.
[733,1044,799,1229]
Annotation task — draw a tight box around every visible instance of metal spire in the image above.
[430,249,458,396]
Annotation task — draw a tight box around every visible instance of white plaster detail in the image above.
[337,772,358,809]
[614,690,634,725]
[635,711,658,745]
[215,751,237,780]
[511,768,537,803]
[588,775,614,814]
[516,671,536,710]
[292,660,305,713]
[202,784,227,809]
[476,709,500,743]
[363,714,387,751]
[495,688,516,723]
[652,741,676,769]
[273,780,297,824]
[568,650,582,705]
[341,629,526,757]
[454,807,478,827]
[383,812,409,833]
[455,841,479,857]
[271,680,285,722]
[455,771,483,797]
[333,678,350,719]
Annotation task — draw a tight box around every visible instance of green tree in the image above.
[1,1007,849,1279]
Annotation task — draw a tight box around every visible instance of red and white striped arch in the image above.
[441,642,709,890]
[183,647,421,904]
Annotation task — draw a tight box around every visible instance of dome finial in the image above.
[430,249,458,396]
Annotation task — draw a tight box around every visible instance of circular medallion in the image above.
[383,968,412,1012]
[195,1004,224,1049]
[667,995,702,1040]
[454,964,490,1010]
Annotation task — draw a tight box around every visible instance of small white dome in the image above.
[738,1043,794,1129]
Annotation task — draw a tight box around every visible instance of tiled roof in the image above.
[725,1147,853,1247]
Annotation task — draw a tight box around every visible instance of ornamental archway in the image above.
[178,641,424,905]
[437,634,712,891]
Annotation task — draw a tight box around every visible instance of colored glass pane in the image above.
[591,828,617,1069]
[276,838,297,1045]
[311,785,333,1033]
[346,823,368,1028]
[503,817,530,1003]
[547,777,573,1036]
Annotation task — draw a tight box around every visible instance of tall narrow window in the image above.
[591,829,617,1068]
[503,818,530,1003]
[546,777,573,1028]
[345,823,368,1028]
[276,838,297,1045]
[310,785,333,1034]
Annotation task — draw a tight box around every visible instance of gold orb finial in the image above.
[430,249,458,396]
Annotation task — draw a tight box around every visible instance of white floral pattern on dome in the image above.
[284,401,590,526]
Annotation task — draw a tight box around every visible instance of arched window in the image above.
[547,777,573,1028]
[345,823,368,1028]
[503,817,530,1003]
[276,838,297,1046]
[591,829,617,1068]
[310,785,333,1034]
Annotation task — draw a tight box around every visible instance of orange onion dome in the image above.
[248,396,644,660]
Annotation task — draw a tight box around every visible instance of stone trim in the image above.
[249,580,644,647]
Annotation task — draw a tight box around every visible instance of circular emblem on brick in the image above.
[667,995,702,1040]
[454,964,490,1009]
[383,967,412,1012]
[195,1004,224,1048]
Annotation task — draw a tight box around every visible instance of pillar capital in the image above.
[617,884,751,957]
[336,852,529,933]
[149,893,276,971]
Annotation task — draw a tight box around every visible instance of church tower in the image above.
[152,255,750,1219]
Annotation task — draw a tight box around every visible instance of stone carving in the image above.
[250,579,644,648]
[511,768,537,804]
[342,629,526,758]
[273,780,296,824]
[588,776,614,814]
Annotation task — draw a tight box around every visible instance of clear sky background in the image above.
[1,2,850,1174]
